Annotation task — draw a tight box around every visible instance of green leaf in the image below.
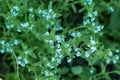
[21,43,28,50]
[28,14,35,23]
[59,67,69,75]
[48,1,52,9]
[71,3,77,13]
[71,66,83,75]
[115,71,120,75]
[33,61,42,66]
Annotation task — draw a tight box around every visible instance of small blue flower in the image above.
[85,51,90,57]
[17,29,22,32]
[93,11,98,16]
[0,49,5,54]
[28,7,33,13]
[90,46,96,52]
[0,40,5,45]
[108,50,113,56]
[44,31,49,36]
[20,22,28,28]
[90,39,96,45]
[55,26,63,31]
[67,57,72,63]
[6,47,13,53]
[116,49,119,53]
[76,52,81,57]
[6,24,14,29]
[109,7,114,12]
[14,40,19,45]
[87,0,93,5]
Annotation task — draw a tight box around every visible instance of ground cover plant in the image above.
[0,0,120,80]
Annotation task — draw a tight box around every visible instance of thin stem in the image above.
[91,70,117,79]
[34,71,38,80]
[12,50,20,80]
[69,25,87,33]
[24,0,28,22]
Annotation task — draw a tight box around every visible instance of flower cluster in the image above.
[10,6,19,16]
[38,8,57,21]
[106,49,120,64]
[17,56,29,67]
[84,0,93,6]
[0,39,20,54]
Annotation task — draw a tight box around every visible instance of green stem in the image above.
[12,50,20,80]
[25,0,28,22]
[69,25,87,33]
[91,70,117,79]
[34,71,38,80]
